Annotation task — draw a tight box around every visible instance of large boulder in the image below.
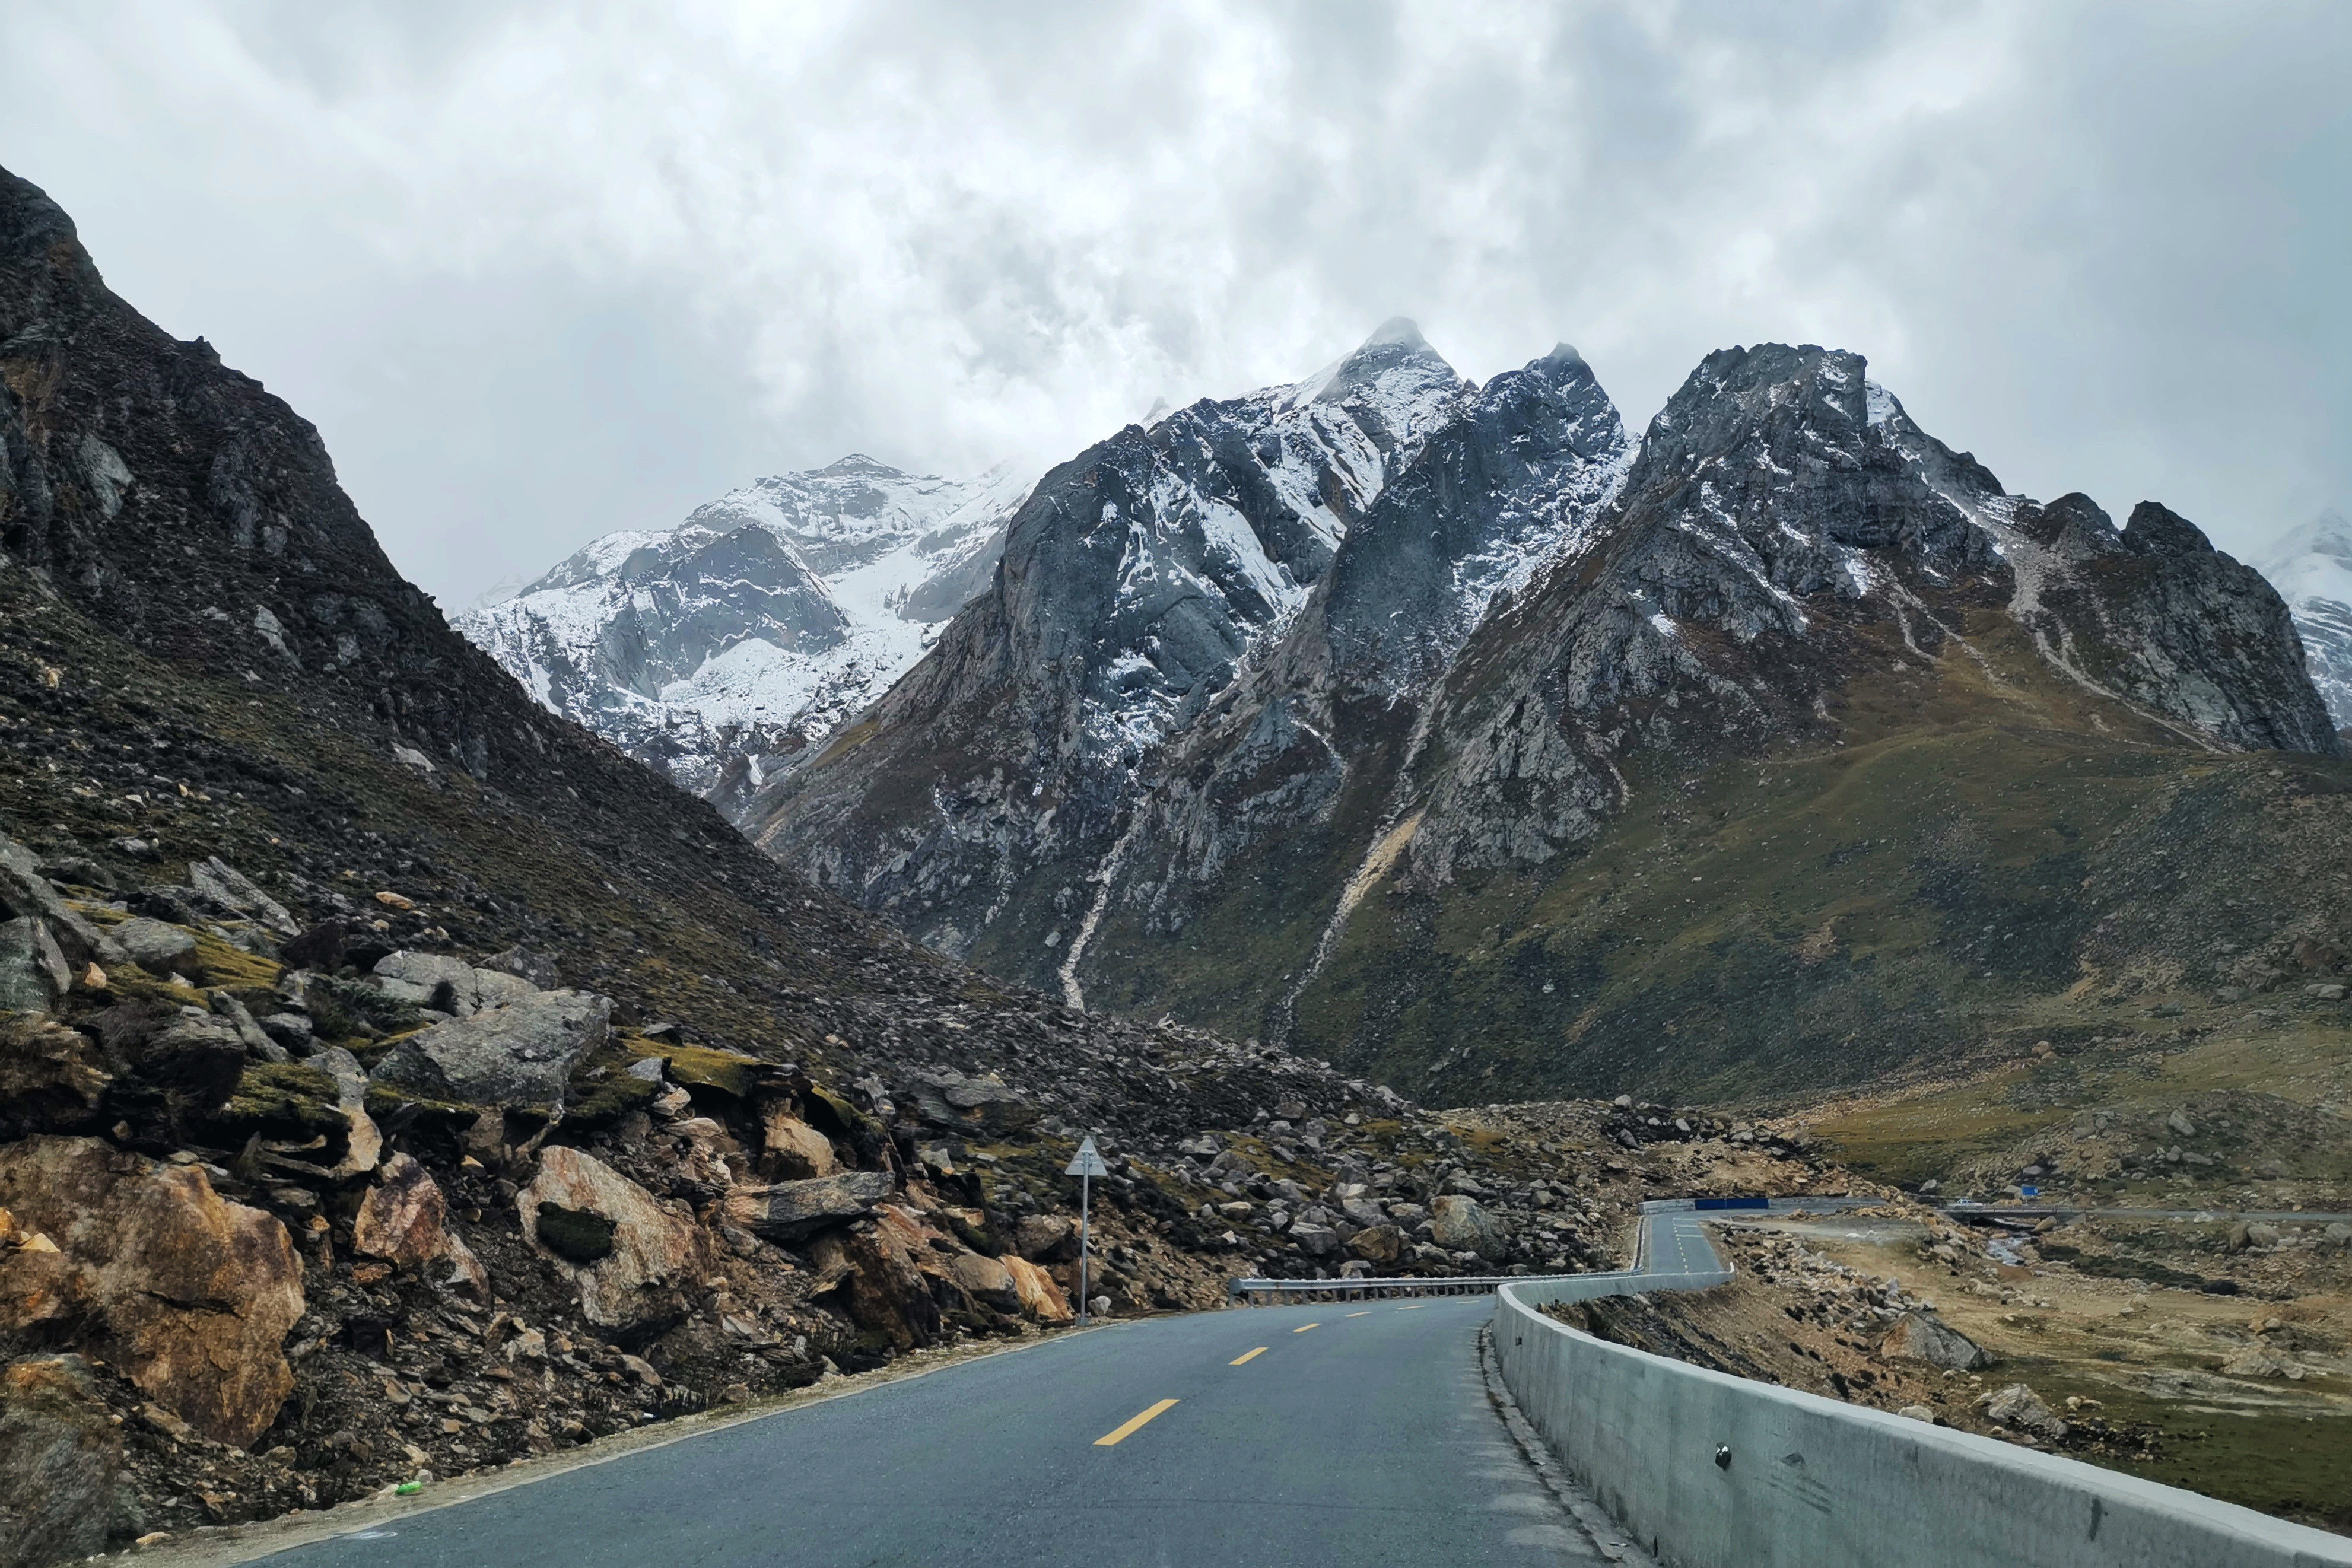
[0,1354,129,1567]
[369,990,609,1113]
[1429,1194,1505,1261]
[806,1209,940,1352]
[1346,1224,1404,1265]
[720,1170,892,1243]
[1879,1310,1993,1371]
[759,1107,837,1178]
[0,1137,303,1447]
[109,918,197,978]
[1002,1255,1074,1323]
[353,1153,485,1294]
[1289,1222,1340,1256]
[116,1009,247,1122]
[518,1146,708,1331]
[187,857,298,936]
[1976,1382,2067,1439]
[368,950,539,1017]
[1013,1213,1078,1262]
[944,1251,1023,1314]
[905,1068,1035,1136]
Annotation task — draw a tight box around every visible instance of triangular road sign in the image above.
[1064,1136,1110,1179]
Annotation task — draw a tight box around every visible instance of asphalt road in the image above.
[1635,1210,1723,1277]
[244,1296,1618,1568]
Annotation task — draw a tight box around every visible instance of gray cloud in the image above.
[4,0,2344,606]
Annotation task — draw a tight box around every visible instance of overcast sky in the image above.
[4,1,2346,608]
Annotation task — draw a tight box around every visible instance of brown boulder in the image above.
[759,1108,838,1178]
[353,1153,487,1296]
[1002,1255,1074,1323]
[0,1354,128,1566]
[0,1137,303,1447]
[944,1251,1022,1313]
[1346,1224,1404,1264]
[519,1146,708,1331]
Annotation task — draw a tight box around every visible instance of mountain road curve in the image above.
[224,1296,1635,1568]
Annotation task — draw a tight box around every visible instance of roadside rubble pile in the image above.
[0,825,1636,1557]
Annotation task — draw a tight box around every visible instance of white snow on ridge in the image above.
[2255,510,2352,730]
[458,456,1037,795]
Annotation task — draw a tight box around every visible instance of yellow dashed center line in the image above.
[1230,1346,1267,1365]
[1293,1322,1320,1334]
[1094,1399,1180,1446]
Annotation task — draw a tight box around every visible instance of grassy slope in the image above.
[1274,607,2352,1105]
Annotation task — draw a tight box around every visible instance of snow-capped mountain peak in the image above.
[2256,509,2352,729]
[457,456,1036,800]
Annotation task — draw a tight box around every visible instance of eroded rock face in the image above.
[370,990,609,1112]
[0,1354,129,1567]
[0,1137,303,1448]
[0,916,70,1012]
[517,1146,707,1332]
[720,1170,892,1244]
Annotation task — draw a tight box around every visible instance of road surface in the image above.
[239,1295,1632,1568]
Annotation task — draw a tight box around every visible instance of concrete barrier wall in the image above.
[1494,1277,2352,1568]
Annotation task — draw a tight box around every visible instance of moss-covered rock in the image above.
[625,1039,768,1099]
[533,1201,616,1263]
[200,1060,344,1144]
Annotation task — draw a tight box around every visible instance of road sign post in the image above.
[1064,1136,1110,1324]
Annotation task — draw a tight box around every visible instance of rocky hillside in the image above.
[2255,510,2352,734]
[0,164,1705,1561]
[456,457,1035,806]
[755,335,2345,1104]
[748,325,1629,1003]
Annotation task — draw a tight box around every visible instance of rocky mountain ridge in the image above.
[753,333,2345,1103]
[747,325,1633,996]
